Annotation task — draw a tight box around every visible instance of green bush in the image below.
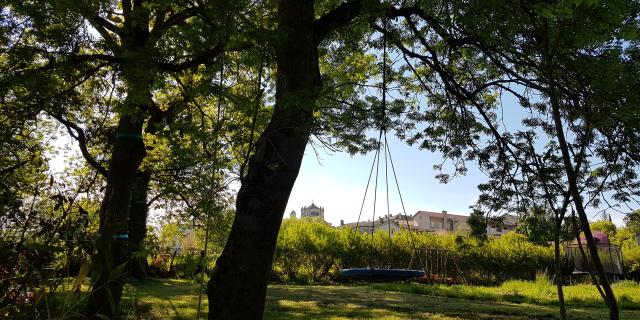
[609,227,640,280]
[272,218,554,284]
[273,218,343,283]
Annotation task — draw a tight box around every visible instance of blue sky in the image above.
[284,135,485,226]
[285,134,630,227]
[285,90,632,227]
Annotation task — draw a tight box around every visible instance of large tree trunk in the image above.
[207,0,320,318]
[128,171,151,278]
[87,115,146,319]
[128,93,178,278]
[87,5,154,316]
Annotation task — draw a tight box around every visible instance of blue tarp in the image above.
[340,268,425,282]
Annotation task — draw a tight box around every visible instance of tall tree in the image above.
[206,0,371,318]
[375,1,640,319]
[1,0,252,317]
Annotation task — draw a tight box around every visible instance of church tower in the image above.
[300,202,325,220]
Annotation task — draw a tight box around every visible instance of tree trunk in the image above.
[549,96,619,320]
[554,218,567,320]
[207,1,320,318]
[87,115,146,319]
[87,6,154,315]
[128,171,151,278]
[128,92,177,278]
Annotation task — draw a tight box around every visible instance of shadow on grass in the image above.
[121,280,640,320]
[265,286,559,320]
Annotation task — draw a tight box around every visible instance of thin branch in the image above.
[46,111,109,177]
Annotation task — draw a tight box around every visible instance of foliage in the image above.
[591,220,618,238]
[609,227,640,281]
[144,211,232,278]
[516,208,555,245]
[466,209,488,241]
[3,0,640,317]
[624,210,640,234]
[0,118,98,318]
[272,218,553,285]
[273,218,343,283]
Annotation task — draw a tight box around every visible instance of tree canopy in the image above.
[1,0,639,319]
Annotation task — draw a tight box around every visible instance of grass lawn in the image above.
[371,280,640,310]
[119,278,640,320]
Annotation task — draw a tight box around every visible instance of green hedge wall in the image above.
[272,218,555,284]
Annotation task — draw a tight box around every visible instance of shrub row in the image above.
[272,218,555,285]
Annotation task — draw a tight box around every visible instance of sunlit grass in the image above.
[121,278,206,320]
[119,278,640,319]
[370,278,640,310]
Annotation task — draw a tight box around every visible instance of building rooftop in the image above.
[413,210,469,219]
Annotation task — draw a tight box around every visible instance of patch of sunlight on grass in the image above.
[277,299,321,311]
[371,279,640,311]
[119,279,640,320]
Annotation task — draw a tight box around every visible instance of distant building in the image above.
[341,209,518,236]
[487,214,518,237]
[342,219,397,235]
[413,210,470,233]
[341,213,418,236]
[413,210,517,236]
[301,202,324,220]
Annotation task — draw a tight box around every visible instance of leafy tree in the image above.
[372,1,639,319]
[624,210,640,234]
[516,208,555,245]
[467,209,488,241]
[4,1,639,319]
[205,1,379,318]
[1,0,264,316]
[590,220,617,239]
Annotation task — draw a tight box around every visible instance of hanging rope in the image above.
[385,134,424,269]
[369,130,382,267]
[382,18,394,269]
[345,17,424,272]
[346,137,381,267]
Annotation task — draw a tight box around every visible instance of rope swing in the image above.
[340,18,425,282]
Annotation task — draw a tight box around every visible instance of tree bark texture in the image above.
[128,171,151,278]
[207,1,320,318]
[88,13,154,315]
[87,115,146,319]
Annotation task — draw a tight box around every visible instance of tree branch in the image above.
[313,0,366,44]
[86,16,121,51]
[150,6,200,44]
[158,42,225,72]
[46,112,109,177]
